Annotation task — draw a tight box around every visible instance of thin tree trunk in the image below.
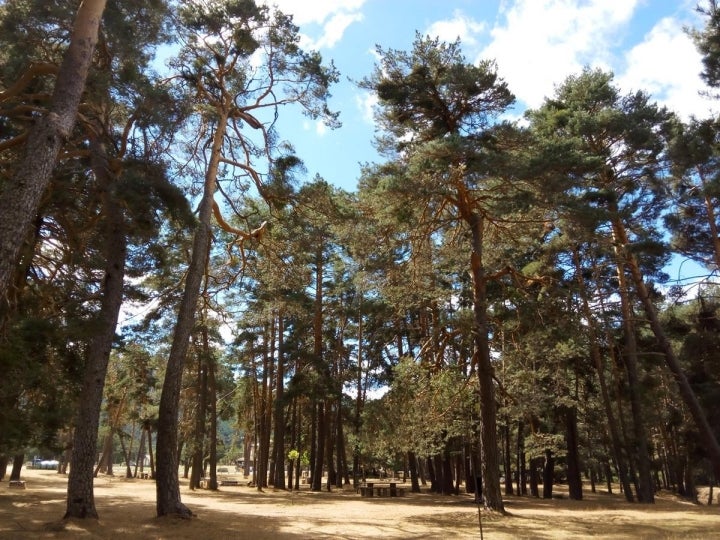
[134,429,146,479]
[623,238,720,482]
[155,107,229,517]
[207,325,218,491]
[468,212,504,512]
[575,249,634,501]
[94,432,113,477]
[503,421,514,495]
[273,313,286,489]
[147,426,155,479]
[311,248,326,492]
[118,432,133,479]
[190,342,207,491]
[609,225,654,503]
[353,307,364,488]
[312,401,326,491]
[517,421,527,496]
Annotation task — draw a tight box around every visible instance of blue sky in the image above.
[262,0,714,197]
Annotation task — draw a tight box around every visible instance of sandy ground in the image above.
[1,468,719,539]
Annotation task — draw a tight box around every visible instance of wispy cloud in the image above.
[261,0,366,50]
[356,91,377,124]
[425,10,486,46]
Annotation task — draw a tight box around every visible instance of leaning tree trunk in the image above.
[0,0,107,301]
[574,249,634,501]
[610,220,654,504]
[65,129,127,520]
[621,237,720,484]
[155,110,229,518]
[468,212,504,512]
[9,454,23,481]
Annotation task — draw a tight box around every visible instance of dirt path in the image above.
[1,468,719,539]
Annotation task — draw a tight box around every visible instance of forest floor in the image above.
[1,468,719,539]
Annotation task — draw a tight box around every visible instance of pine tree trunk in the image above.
[516,421,527,496]
[312,401,326,491]
[155,108,228,518]
[408,451,420,493]
[311,248,326,492]
[65,131,127,518]
[325,405,335,491]
[147,427,155,479]
[503,422,514,495]
[609,224,654,503]
[564,406,583,500]
[542,449,554,499]
[627,249,720,483]
[273,314,286,488]
[119,433,133,479]
[529,456,540,497]
[9,454,23,482]
[0,0,107,300]
[134,429,146,479]
[574,249,634,501]
[189,348,207,491]
[207,329,218,491]
[468,212,504,512]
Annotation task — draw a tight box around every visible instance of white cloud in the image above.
[261,0,366,49]
[355,91,377,124]
[480,0,640,108]
[617,17,714,120]
[316,120,328,136]
[265,0,366,25]
[425,10,486,46]
[308,11,365,50]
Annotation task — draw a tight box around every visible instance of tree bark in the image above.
[65,128,127,519]
[573,248,634,501]
[564,406,583,501]
[468,211,504,512]
[189,342,207,491]
[624,239,720,483]
[0,0,107,301]
[155,108,229,518]
[542,449,554,499]
[311,248,326,492]
[610,218,654,503]
[9,454,23,482]
[273,314,286,488]
[206,324,218,491]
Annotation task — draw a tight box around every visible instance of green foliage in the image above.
[692,0,720,89]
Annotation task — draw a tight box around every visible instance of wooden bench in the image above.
[9,480,26,489]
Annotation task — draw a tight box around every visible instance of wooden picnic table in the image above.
[358,481,405,498]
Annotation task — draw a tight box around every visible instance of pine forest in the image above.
[2,0,720,526]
